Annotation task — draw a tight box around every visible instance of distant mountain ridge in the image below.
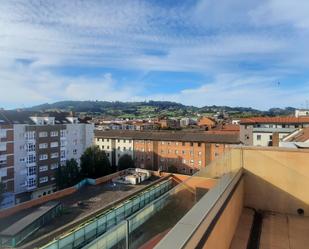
[21,100,296,118]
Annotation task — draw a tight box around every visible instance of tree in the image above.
[0,181,5,204]
[80,146,113,178]
[117,154,135,171]
[55,159,81,190]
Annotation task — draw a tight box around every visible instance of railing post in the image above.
[126,220,129,249]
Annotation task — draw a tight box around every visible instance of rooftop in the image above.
[240,116,309,124]
[94,130,240,144]
[0,110,87,125]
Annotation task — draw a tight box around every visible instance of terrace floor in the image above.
[230,208,309,249]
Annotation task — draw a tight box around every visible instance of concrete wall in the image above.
[202,180,244,249]
[235,147,309,216]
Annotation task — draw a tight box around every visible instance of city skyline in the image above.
[1,1,309,110]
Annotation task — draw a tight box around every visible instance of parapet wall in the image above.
[0,170,129,219]
[233,147,309,216]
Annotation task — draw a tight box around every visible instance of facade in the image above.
[295,109,309,117]
[0,111,94,207]
[94,130,239,174]
[239,117,309,146]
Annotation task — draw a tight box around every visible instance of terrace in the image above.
[80,146,309,249]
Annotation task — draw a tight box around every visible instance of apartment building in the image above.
[0,110,94,207]
[240,117,309,146]
[94,130,240,174]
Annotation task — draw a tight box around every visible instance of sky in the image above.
[1,0,309,110]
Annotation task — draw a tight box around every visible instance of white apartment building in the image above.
[95,136,134,167]
[0,110,94,207]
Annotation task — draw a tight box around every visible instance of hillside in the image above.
[23,101,295,118]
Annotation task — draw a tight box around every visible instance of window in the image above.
[19,157,25,163]
[101,145,105,149]
[182,159,186,164]
[257,135,261,141]
[60,130,66,138]
[51,163,58,170]
[118,146,121,150]
[175,150,178,154]
[123,139,126,143]
[39,176,48,184]
[73,149,77,155]
[27,166,36,176]
[190,159,194,164]
[28,178,36,188]
[51,152,59,159]
[26,143,36,152]
[25,131,35,140]
[0,155,7,165]
[176,142,179,146]
[39,154,48,160]
[73,139,78,145]
[27,154,36,164]
[198,142,201,147]
[0,129,6,138]
[39,132,48,138]
[182,142,185,146]
[190,142,194,147]
[50,131,58,137]
[161,141,165,145]
[123,147,126,151]
[61,150,66,160]
[117,139,120,142]
[269,135,273,140]
[198,151,202,156]
[39,165,48,172]
[198,160,202,165]
[107,146,110,149]
[190,151,193,156]
[50,142,58,148]
[182,150,185,155]
[168,149,171,154]
[60,140,66,147]
[39,143,48,149]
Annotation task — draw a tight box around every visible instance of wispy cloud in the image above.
[0,0,309,109]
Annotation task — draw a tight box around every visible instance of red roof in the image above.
[240,117,309,124]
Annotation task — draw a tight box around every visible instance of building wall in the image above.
[198,180,244,249]
[115,138,133,164]
[237,147,309,216]
[239,125,253,146]
[95,134,229,175]
[252,132,287,146]
[134,140,154,170]
[13,125,28,196]
[0,124,15,208]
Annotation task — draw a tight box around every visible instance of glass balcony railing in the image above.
[83,146,243,249]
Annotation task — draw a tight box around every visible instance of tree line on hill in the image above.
[55,146,135,190]
[22,100,297,118]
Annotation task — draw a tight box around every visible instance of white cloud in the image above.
[0,0,309,109]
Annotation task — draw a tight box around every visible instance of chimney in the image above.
[272,132,280,147]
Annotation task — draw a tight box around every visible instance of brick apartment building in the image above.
[0,110,94,208]
[94,130,240,175]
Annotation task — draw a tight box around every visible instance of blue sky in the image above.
[1,0,309,110]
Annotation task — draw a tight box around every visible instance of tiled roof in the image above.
[94,130,240,144]
[240,117,309,124]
